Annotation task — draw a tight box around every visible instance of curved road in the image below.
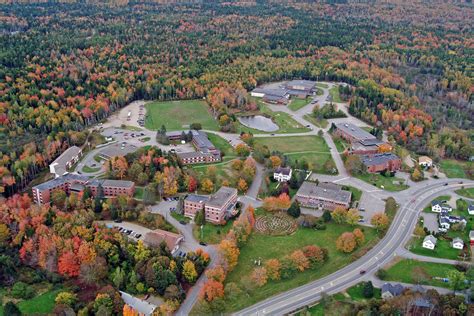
[235,179,474,316]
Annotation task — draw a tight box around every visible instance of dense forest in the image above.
[0,0,473,195]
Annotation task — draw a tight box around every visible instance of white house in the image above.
[422,235,437,250]
[452,237,464,250]
[273,166,292,182]
[431,201,452,213]
[468,204,474,215]
[418,156,433,168]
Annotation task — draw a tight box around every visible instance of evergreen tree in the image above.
[195,208,205,225]
[363,281,374,298]
[4,302,21,316]
[287,201,301,218]
[322,210,332,222]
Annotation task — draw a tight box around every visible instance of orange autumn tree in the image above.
[289,250,310,272]
[251,267,268,287]
[58,251,81,277]
[123,304,138,316]
[205,265,226,283]
[201,280,225,302]
[262,193,291,212]
[336,232,357,253]
[264,259,281,281]
[218,238,240,272]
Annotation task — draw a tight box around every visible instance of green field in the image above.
[384,259,464,289]
[285,152,336,175]
[288,98,310,111]
[170,211,190,224]
[145,100,219,131]
[440,160,472,179]
[329,86,343,103]
[332,136,349,153]
[206,133,235,157]
[193,219,235,244]
[224,221,379,312]
[254,135,330,153]
[343,185,362,203]
[355,173,408,192]
[456,188,474,199]
[316,82,329,89]
[0,287,62,316]
[82,165,101,173]
[303,114,328,128]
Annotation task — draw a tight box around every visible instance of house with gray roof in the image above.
[381,283,404,299]
[295,181,352,211]
[422,235,437,250]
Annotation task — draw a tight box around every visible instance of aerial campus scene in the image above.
[0,1,473,316]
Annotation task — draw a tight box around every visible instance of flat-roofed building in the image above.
[184,194,209,219]
[167,130,222,165]
[361,153,402,173]
[284,80,316,94]
[184,186,238,224]
[32,175,135,205]
[295,181,351,211]
[49,146,83,178]
[334,122,376,143]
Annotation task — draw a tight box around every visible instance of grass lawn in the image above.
[18,288,62,315]
[316,82,329,89]
[288,98,310,111]
[193,219,235,244]
[343,185,362,203]
[145,100,219,131]
[329,86,343,103]
[285,152,337,175]
[408,237,465,261]
[139,137,151,142]
[422,195,451,212]
[332,136,349,153]
[223,221,379,312]
[355,173,408,192]
[206,133,235,157]
[93,154,103,163]
[384,259,464,289]
[346,283,381,301]
[440,159,472,179]
[82,165,101,173]
[456,188,474,199]
[171,211,190,224]
[254,135,330,153]
[303,114,328,128]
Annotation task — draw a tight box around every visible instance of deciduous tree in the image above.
[336,232,357,253]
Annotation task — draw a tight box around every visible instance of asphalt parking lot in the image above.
[103,221,152,241]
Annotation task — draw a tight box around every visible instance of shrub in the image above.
[376,269,387,280]
[11,281,35,299]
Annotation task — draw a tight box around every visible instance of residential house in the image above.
[184,186,238,225]
[418,156,433,168]
[120,291,157,316]
[381,283,404,299]
[422,235,437,250]
[361,153,402,173]
[431,201,452,213]
[143,229,184,255]
[273,166,292,182]
[49,146,83,178]
[452,237,464,250]
[32,174,135,205]
[439,217,450,231]
[468,204,474,215]
[295,181,352,211]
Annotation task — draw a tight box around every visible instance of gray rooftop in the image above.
[424,235,437,244]
[359,138,384,146]
[177,151,214,159]
[263,94,289,102]
[452,237,463,244]
[335,122,376,141]
[275,166,292,176]
[33,174,89,191]
[193,131,215,151]
[52,146,81,166]
[120,291,157,316]
[361,153,400,167]
[285,80,316,91]
[296,181,351,205]
[206,186,238,208]
[101,179,135,188]
[185,194,209,203]
[381,283,404,296]
[253,87,289,97]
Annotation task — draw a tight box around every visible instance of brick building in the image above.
[167,130,221,165]
[295,181,352,211]
[361,153,402,173]
[184,186,238,224]
[32,174,135,205]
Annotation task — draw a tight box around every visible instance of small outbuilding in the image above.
[452,237,464,250]
[418,156,433,168]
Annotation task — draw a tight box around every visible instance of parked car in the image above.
[135,234,142,238]
[179,221,187,225]
[199,241,208,246]
[114,219,122,223]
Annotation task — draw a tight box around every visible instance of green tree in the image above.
[112,267,125,289]
[183,260,198,284]
[287,201,301,218]
[195,208,205,226]
[322,211,332,222]
[55,292,78,307]
[363,281,374,298]
[447,270,466,292]
[4,302,21,316]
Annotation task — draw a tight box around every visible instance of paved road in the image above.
[234,179,474,315]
